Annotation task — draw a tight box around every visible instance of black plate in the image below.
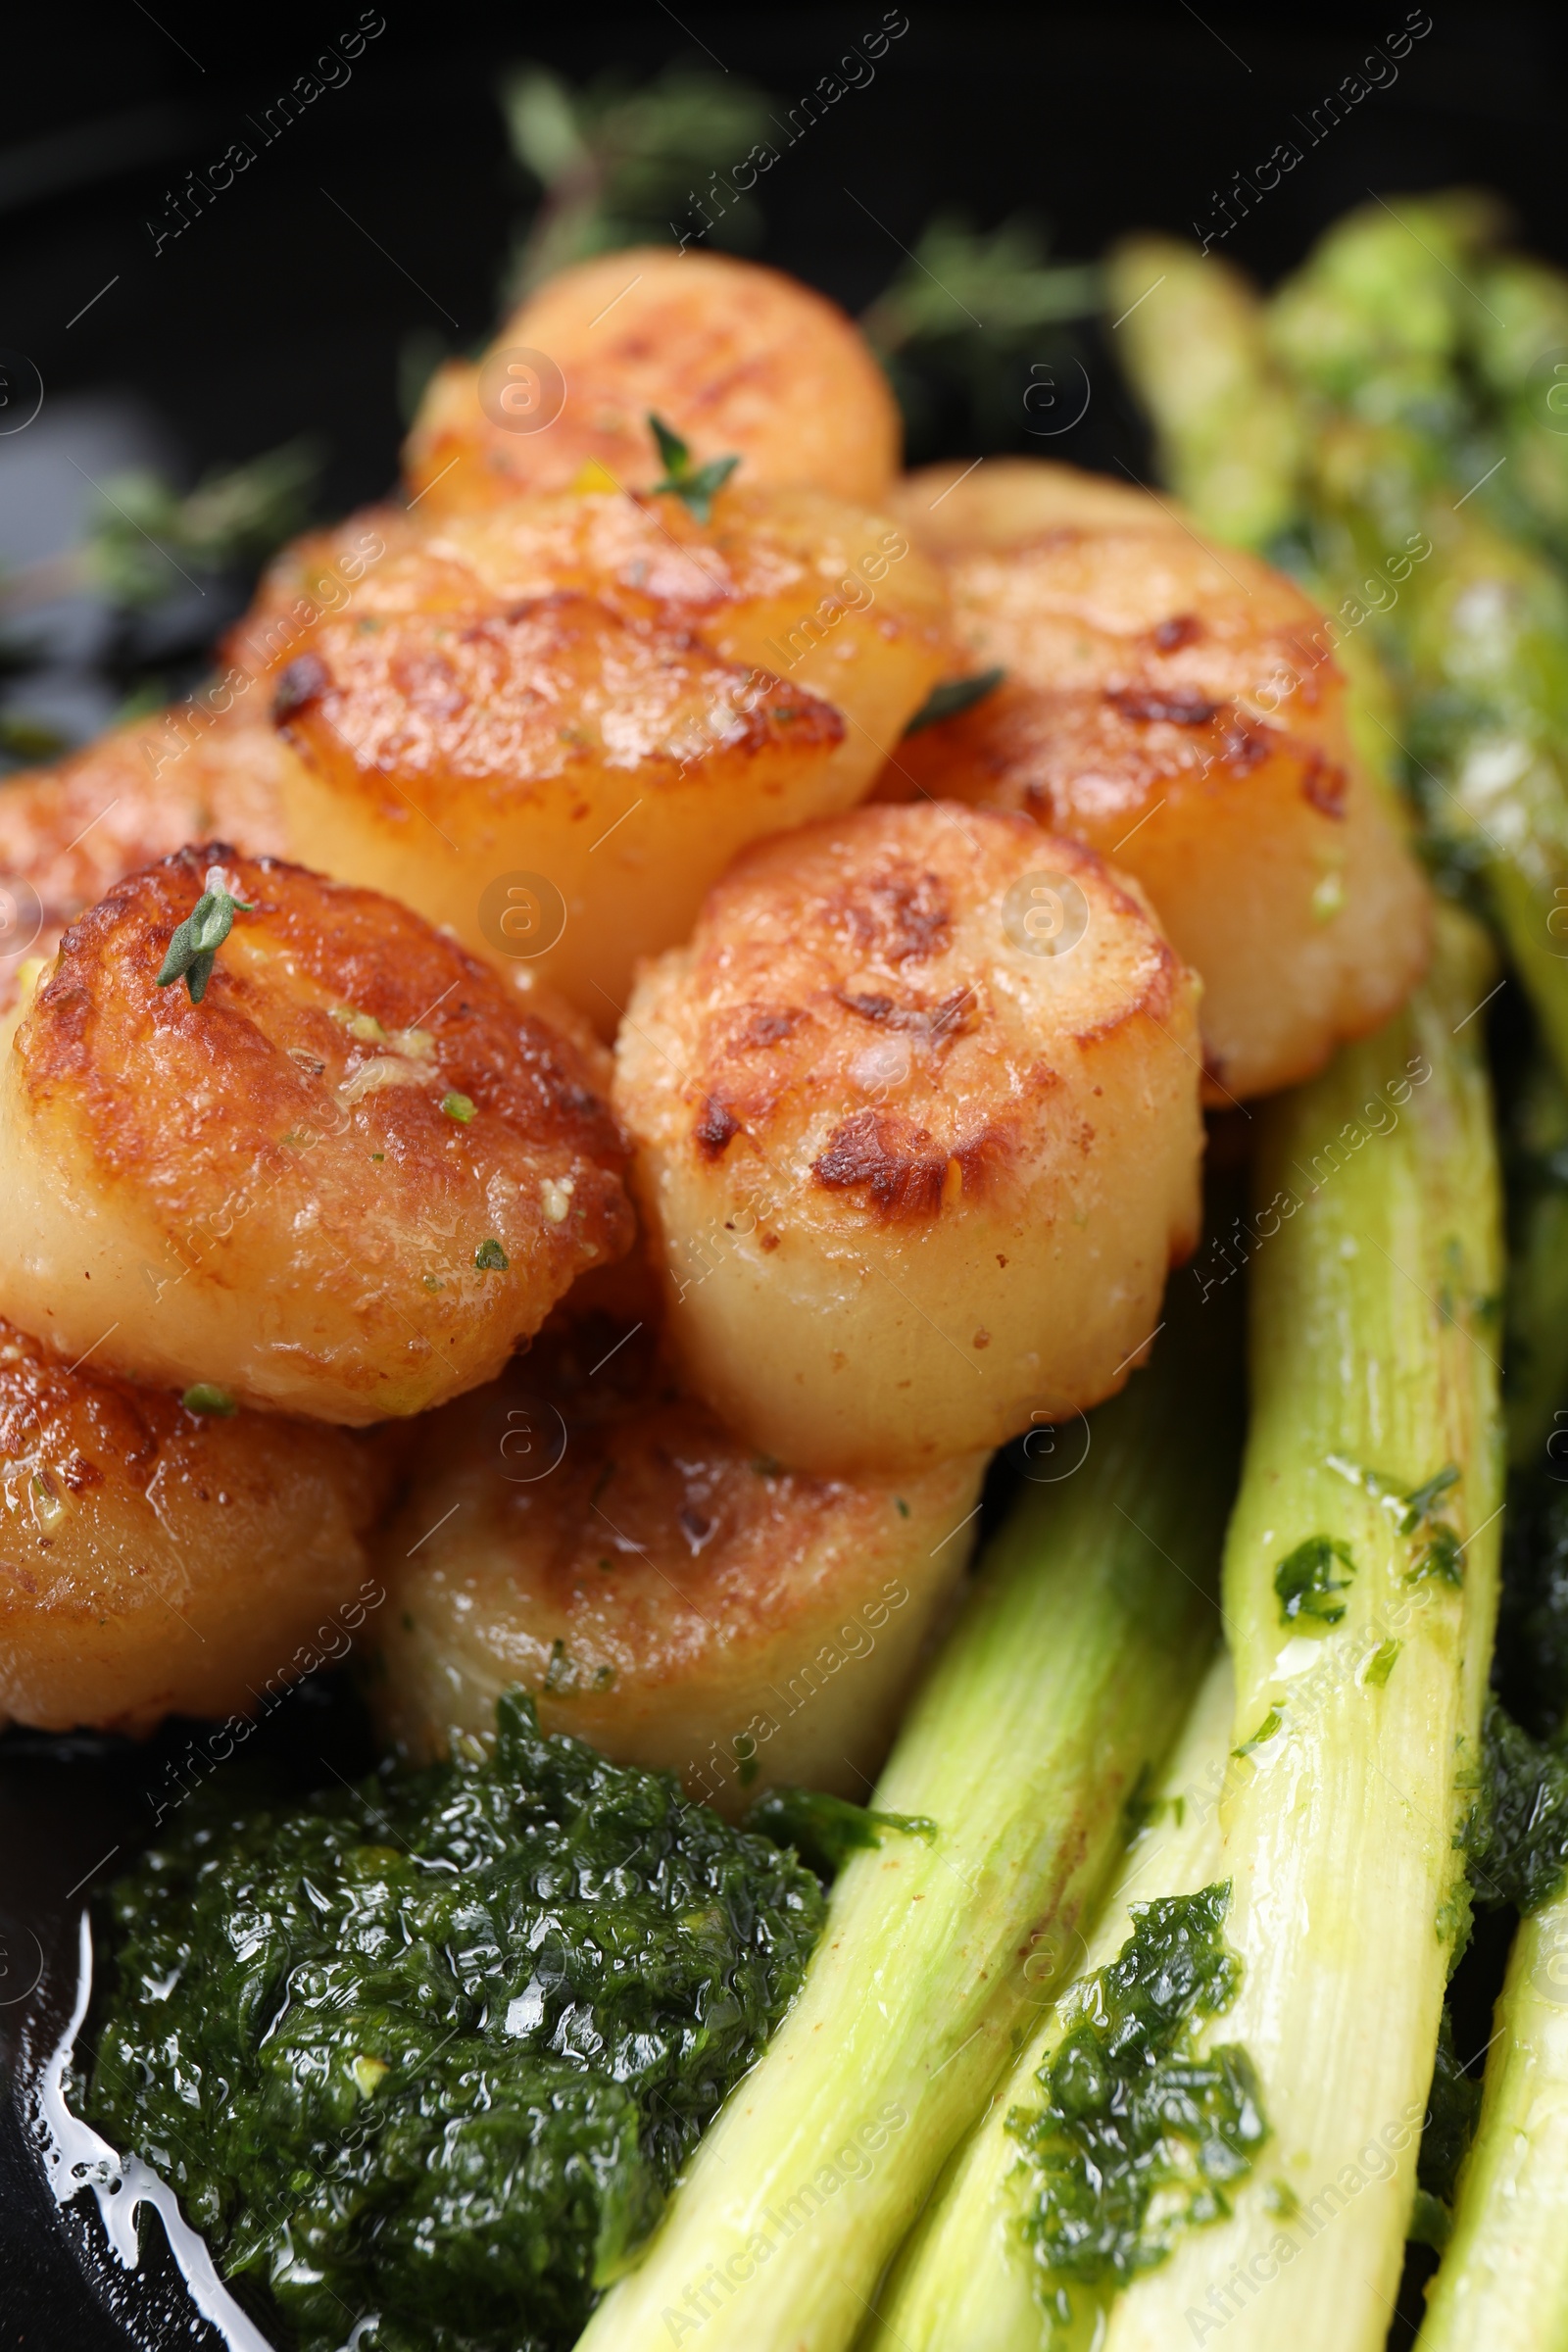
[3,8,1566,2345]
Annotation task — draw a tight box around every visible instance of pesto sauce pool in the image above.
[82,1692,826,2352]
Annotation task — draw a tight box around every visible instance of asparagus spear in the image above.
[575,1305,1240,2352]
[1104,235,1301,548]
[1467,251,1568,564]
[1110,231,1568,1097]
[1416,1488,1568,2345]
[1416,1891,1568,2347]
[862,1645,1239,2351]
[1095,907,1503,2351]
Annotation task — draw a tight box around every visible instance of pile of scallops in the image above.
[0,250,1430,1810]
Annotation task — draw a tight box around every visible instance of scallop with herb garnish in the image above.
[268,480,947,1028]
[613,802,1203,1477]
[0,706,289,1014]
[0,1316,390,1736]
[403,245,901,514]
[0,846,633,1423]
[371,1308,987,1816]
[884,458,1432,1101]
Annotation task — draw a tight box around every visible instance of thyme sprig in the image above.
[156,872,254,1005]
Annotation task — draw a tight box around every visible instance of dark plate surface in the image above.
[3,7,1565,2345]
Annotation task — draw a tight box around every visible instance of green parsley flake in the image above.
[1274,1534,1355,1627]
[181,1383,237,1417]
[1233,1707,1284,1758]
[442,1092,475,1124]
[474,1238,509,1272]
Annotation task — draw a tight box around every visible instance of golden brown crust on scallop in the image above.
[273,592,843,827]
[877,481,1432,1100]
[614,802,1203,1475]
[371,1311,986,1814]
[260,482,946,1025]
[0,1317,390,1734]
[0,847,633,1421]
[892,456,1161,554]
[402,248,900,515]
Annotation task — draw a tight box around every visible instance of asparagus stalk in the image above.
[1104,235,1302,548]
[1415,1893,1568,2348]
[1415,1479,1568,2344]
[576,1308,1240,2352]
[1110,230,1568,1099]
[862,1644,1238,2352]
[1097,907,1503,2352]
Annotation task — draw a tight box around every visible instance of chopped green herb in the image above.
[544,1638,573,1692]
[156,879,253,1004]
[1400,1463,1461,1533]
[647,412,740,522]
[1233,1708,1284,1758]
[902,667,1006,736]
[1411,1525,1466,1585]
[83,1691,824,2352]
[1465,1694,1568,1914]
[441,1091,475,1124]
[895,1495,910,1518]
[746,1787,938,1881]
[474,1238,509,1272]
[181,1383,237,1417]
[1362,1638,1402,1688]
[1006,1883,1267,2292]
[1274,1534,1355,1627]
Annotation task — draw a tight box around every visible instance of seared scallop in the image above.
[883,459,1431,1101]
[613,802,1203,1477]
[0,847,633,1423]
[0,1317,389,1735]
[371,1311,986,1816]
[403,246,901,515]
[0,708,288,1013]
[267,481,947,1028]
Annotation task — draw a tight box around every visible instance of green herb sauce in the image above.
[743,1787,937,1880]
[1006,1882,1267,2310]
[1465,1693,1568,1915]
[83,1693,825,2352]
[1409,2005,1482,2251]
